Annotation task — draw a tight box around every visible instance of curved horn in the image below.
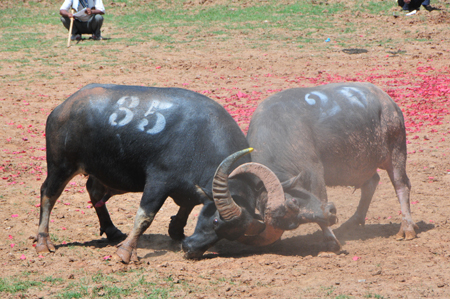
[229,162,285,214]
[230,162,286,246]
[212,148,253,221]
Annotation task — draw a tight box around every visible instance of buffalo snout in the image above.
[181,240,207,260]
[324,202,338,226]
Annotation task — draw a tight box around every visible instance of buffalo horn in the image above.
[212,148,253,221]
[229,162,285,214]
[229,162,286,246]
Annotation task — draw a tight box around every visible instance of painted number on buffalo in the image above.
[109,97,173,135]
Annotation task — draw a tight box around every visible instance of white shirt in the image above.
[60,0,105,22]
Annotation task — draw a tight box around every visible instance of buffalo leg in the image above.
[36,171,76,254]
[168,205,195,241]
[343,173,380,228]
[308,172,341,252]
[86,177,126,241]
[386,157,417,240]
[116,185,166,263]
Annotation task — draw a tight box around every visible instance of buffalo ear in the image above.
[195,185,213,201]
[244,219,266,236]
[281,171,312,191]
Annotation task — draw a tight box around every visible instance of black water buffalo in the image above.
[247,82,417,248]
[35,84,336,263]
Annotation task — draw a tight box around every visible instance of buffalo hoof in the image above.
[116,242,138,264]
[168,231,185,241]
[341,214,365,229]
[35,233,56,254]
[168,227,185,241]
[324,238,342,253]
[100,226,127,242]
[183,251,203,260]
[168,216,186,241]
[395,219,418,240]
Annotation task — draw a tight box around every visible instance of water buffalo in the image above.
[35,84,336,263]
[247,82,417,248]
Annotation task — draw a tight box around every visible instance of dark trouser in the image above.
[397,0,430,11]
[60,14,103,37]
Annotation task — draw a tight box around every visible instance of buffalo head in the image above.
[182,148,338,258]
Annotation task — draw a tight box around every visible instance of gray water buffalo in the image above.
[247,82,417,249]
[35,84,336,263]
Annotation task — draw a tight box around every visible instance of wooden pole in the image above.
[67,9,74,48]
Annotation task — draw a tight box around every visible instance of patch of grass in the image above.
[320,285,337,296]
[47,269,186,298]
[58,280,90,299]
[43,276,64,285]
[57,290,87,299]
[103,0,375,49]
[145,287,170,298]
[365,293,387,299]
[0,277,42,295]
[353,0,393,14]
[151,34,174,43]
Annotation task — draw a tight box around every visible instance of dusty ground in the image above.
[1,1,450,298]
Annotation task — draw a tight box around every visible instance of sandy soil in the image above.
[1,1,450,298]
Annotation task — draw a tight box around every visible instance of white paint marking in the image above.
[313,91,329,105]
[326,103,342,117]
[137,119,148,131]
[305,91,329,106]
[339,87,366,108]
[117,107,134,126]
[304,93,316,105]
[144,100,173,117]
[109,113,118,126]
[109,96,173,135]
[117,96,140,108]
[110,96,140,126]
[146,113,166,135]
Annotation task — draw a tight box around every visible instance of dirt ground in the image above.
[1,1,450,298]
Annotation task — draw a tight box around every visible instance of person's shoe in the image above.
[71,34,81,41]
[92,34,103,40]
[423,5,433,11]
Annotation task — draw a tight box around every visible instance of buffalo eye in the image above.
[213,218,219,227]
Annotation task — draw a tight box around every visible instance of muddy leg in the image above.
[386,161,417,240]
[342,173,380,228]
[86,177,126,241]
[169,205,195,241]
[36,172,76,254]
[307,172,341,252]
[116,185,167,264]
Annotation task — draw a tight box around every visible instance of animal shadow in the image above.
[205,220,435,259]
[55,221,434,260]
[137,233,182,253]
[55,233,180,252]
[74,36,111,45]
[55,234,124,251]
[333,220,434,244]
